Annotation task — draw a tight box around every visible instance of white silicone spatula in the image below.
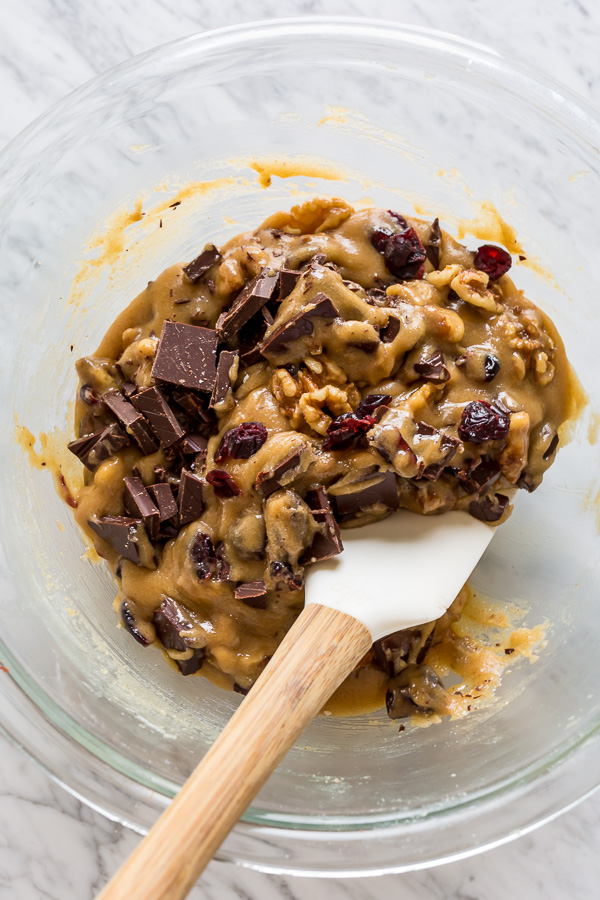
[97,508,502,900]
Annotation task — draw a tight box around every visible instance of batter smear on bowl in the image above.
[67,198,571,721]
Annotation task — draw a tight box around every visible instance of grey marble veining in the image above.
[1,1,599,898]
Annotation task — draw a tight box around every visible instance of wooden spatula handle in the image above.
[97,603,372,900]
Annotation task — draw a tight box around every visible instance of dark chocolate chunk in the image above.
[178,469,205,526]
[151,321,218,392]
[88,515,144,564]
[238,307,274,367]
[182,244,222,283]
[153,597,192,651]
[484,355,501,382]
[374,628,433,676]
[120,600,153,647]
[414,350,450,383]
[542,433,559,461]
[123,476,160,541]
[386,664,447,719]
[215,268,280,342]
[233,682,251,695]
[171,387,213,425]
[177,649,205,676]
[260,293,339,356]
[269,561,303,591]
[278,268,301,300]
[235,581,268,609]
[462,458,501,495]
[355,394,392,420]
[153,465,168,483]
[300,486,343,564]
[131,386,184,448]
[469,493,509,522]
[179,433,208,458]
[103,390,160,455]
[425,217,442,269]
[148,482,178,522]
[122,381,137,398]
[380,316,400,343]
[333,471,399,521]
[210,350,239,409]
[255,450,302,497]
[68,423,130,471]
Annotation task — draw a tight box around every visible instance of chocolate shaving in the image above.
[300,486,343,564]
[123,476,160,541]
[210,350,239,409]
[151,321,218,392]
[260,293,339,356]
[235,581,268,609]
[414,350,450,383]
[178,469,205,526]
[380,316,400,343]
[333,471,399,521]
[147,482,178,523]
[131,386,184,448]
[88,515,144,564]
[426,217,442,269]
[67,423,129,471]
[215,268,279,342]
[255,450,302,497]
[182,244,222,283]
[103,389,160,455]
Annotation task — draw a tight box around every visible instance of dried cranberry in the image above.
[458,401,510,443]
[371,228,393,253]
[322,413,376,451]
[120,601,151,647]
[388,210,409,229]
[190,532,217,580]
[383,228,426,280]
[206,469,241,498]
[355,394,392,419]
[474,245,512,280]
[484,355,501,382]
[215,422,268,463]
[469,493,509,522]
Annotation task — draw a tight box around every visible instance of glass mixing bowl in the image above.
[0,17,599,877]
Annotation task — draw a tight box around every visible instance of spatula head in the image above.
[306,509,498,640]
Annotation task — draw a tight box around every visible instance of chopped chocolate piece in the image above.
[88,515,144,563]
[386,664,447,719]
[153,596,192,651]
[238,309,273,367]
[355,394,392,420]
[179,433,208,458]
[462,458,501,495]
[151,321,218,392]
[365,287,388,305]
[148,482,178,522]
[255,450,303,497]
[542,433,559,460]
[171,387,212,424]
[374,628,432,676]
[153,465,168,483]
[300,486,343,564]
[178,469,205,525]
[68,423,129,471]
[182,244,222,283]
[469,492,509,522]
[484,355,501,382]
[123,476,160,541]
[206,469,241,498]
[278,268,301,300]
[215,268,280,342]
[103,389,160,455]
[190,532,217,580]
[235,581,268,609]
[233,682,251,695]
[120,600,153,647]
[269,561,303,591]
[215,422,268,462]
[210,350,239,410]
[131,386,184,448]
[425,217,442,269]
[260,293,339,356]
[177,649,205,676]
[380,316,400,343]
[333,471,399,521]
[414,350,450,383]
[122,381,137,398]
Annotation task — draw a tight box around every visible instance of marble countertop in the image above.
[1,1,599,897]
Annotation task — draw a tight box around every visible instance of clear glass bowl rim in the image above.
[0,15,599,876]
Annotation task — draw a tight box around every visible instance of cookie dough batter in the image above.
[67,198,571,720]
